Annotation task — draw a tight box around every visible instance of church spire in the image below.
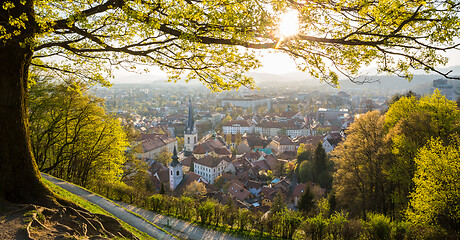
[185,98,195,134]
[170,146,180,167]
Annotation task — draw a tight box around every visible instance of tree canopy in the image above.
[29,78,128,188]
[2,0,460,205]
[407,137,460,232]
[3,0,460,88]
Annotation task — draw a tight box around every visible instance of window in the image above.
[176,170,179,175]
[187,137,190,144]
[171,171,172,175]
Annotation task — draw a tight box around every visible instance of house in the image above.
[173,172,213,197]
[293,135,323,147]
[277,151,297,160]
[241,133,270,149]
[225,158,252,174]
[291,183,306,207]
[192,133,231,159]
[180,155,197,172]
[257,154,281,171]
[139,134,178,159]
[322,133,343,153]
[273,177,290,192]
[223,120,254,134]
[242,151,263,162]
[236,140,251,154]
[269,135,296,153]
[316,108,349,125]
[228,182,253,202]
[193,156,230,184]
[246,180,263,196]
[278,111,303,121]
[252,159,270,171]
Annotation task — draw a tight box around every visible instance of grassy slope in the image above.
[42,177,155,240]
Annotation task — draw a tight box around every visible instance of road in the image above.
[118,202,242,240]
[42,173,176,240]
[42,173,243,240]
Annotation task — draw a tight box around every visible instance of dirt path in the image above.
[117,202,243,240]
[42,174,176,240]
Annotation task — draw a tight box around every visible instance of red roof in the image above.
[223,120,251,127]
[228,182,252,201]
[181,155,197,168]
[292,183,307,198]
[273,135,294,145]
[141,134,176,153]
[194,156,229,168]
[252,160,270,171]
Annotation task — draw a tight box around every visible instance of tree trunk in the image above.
[0,0,54,205]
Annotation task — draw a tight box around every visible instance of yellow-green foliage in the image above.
[3,0,460,89]
[385,90,460,212]
[407,137,460,231]
[29,78,128,189]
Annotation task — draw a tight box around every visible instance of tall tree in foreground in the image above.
[385,91,460,213]
[407,137,460,233]
[29,77,128,188]
[333,111,391,218]
[1,0,460,205]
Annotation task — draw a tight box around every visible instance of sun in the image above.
[278,10,299,37]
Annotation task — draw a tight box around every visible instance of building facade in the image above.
[193,156,229,184]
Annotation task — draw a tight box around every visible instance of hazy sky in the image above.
[112,49,460,83]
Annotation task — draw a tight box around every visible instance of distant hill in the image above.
[110,65,460,96]
[246,66,460,96]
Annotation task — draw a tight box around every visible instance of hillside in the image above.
[0,177,154,240]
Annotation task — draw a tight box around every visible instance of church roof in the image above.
[170,146,181,167]
[185,99,195,134]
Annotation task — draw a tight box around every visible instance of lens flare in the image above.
[279,10,299,37]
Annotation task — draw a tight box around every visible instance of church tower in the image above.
[169,146,182,191]
[184,99,198,155]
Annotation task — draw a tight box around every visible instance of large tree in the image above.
[1,0,460,205]
[385,90,460,214]
[407,137,460,232]
[29,78,128,188]
[333,111,392,218]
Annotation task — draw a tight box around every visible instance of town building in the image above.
[138,134,177,159]
[316,108,349,125]
[193,155,230,184]
[269,135,296,153]
[222,120,254,134]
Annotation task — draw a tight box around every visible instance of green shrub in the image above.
[405,224,448,240]
[149,194,164,212]
[391,221,408,240]
[327,211,348,240]
[304,215,328,240]
[365,213,391,240]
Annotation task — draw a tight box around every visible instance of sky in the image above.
[112,49,460,84]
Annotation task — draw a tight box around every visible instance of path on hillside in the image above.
[42,174,176,240]
[117,202,243,240]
